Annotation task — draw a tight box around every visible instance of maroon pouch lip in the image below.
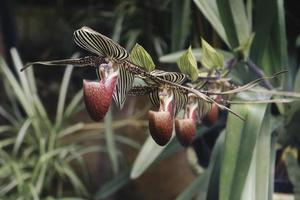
[148,110,173,146]
[201,103,219,127]
[175,118,196,147]
[83,79,117,121]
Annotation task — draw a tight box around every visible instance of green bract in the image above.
[176,46,198,81]
[130,43,155,72]
[201,38,224,69]
[234,34,254,59]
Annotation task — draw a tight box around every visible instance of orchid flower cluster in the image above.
[22,27,287,147]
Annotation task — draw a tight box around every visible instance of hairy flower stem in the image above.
[245,58,273,90]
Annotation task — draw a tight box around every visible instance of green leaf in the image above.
[10,48,34,105]
[216,0,251,49]
[0,179,17,195]
[239,108,275,200]
[229,0,251,45]
[216,0,239,48]
[250,0,287,78]
[55,54,78,127]
[29,183,39,200]
[176,174,206,200]
[285,148,300,199]
[219,95,270,200]
[0,106,18,126]
[0,138,15,149]
[130,134,173,179]
[287,68,300,121]
[104,108,119,175]
[60,161,88,196]
[177,132,225,200]
[234,34,254,58]
[130,43,155,72]
[159,48,233,64]
[193,0,230,47]
[250,0,276,70]
[0,125,13,134]
[0,56,35,118]
[252,111,273,200]
[95,169,130,200]
[58,123,84,138]
[273,0,288,67]
[206,133,225,200]
[246,0,253,30]
[13,119,32,156]
[176,46,198,81]
[171,0,191,51]
[66,145,106,163]
[64,89,83,119]
[201,39,224,69]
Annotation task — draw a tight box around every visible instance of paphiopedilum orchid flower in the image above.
[21,26,259,148]
[83,62,118,121]
[175,94,198,146]
[148,87,174,146]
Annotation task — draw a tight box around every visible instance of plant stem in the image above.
[245,58,274,90]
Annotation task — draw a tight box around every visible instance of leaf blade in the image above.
[176,46,199,81]
[130,43,155,72]
[220,96,270,200]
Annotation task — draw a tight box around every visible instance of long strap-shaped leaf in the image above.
[112,64,135,109]
[74,26,129,60]
[20,56,99,71]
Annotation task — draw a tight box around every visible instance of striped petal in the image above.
[148,90,160,108]
[74,26,129,60]
[173,90,188,116]
[197,99,212,121]
[150,70,187,84]
[112,65,135,109]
